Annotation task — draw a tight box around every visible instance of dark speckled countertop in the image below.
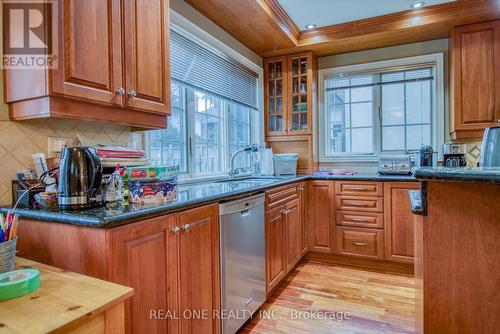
[413,167,500,183]
[0,173,416,228]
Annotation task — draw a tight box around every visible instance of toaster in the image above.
[378,155,412,175]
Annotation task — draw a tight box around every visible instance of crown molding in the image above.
[257,0,301,44]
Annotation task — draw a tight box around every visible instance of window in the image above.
[148,82,257,177]
[147,27,260,179]
[320,54,444,162]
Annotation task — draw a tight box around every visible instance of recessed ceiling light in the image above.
[305,24,316,30]
[410,1,425,9]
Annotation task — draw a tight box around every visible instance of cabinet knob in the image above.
[181,224,191,232]
[170,226,181,234]
[128,90,137,98]
[115,87,125,96]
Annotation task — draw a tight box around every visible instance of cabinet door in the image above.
[51,0,124,106]
[123,0,170,114]
[451,20,500,139]
[285,198,302,272]
[107,215,179,334]
[298,183,308,255]
[384,182,420,263]
[178,204,220,334]
[264,57,287,136]
[287,52,313,135]
[266,206,286,294]
[307,181,335,253]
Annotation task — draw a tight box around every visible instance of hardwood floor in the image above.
[240,261,415,334]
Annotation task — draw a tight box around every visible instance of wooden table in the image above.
[0,258,133,333]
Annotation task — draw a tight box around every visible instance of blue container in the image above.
[128,177,178,204]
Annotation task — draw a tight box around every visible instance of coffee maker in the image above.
[58,147,103,210]
[443,143,467,167]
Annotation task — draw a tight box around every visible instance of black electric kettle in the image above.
[58,147,103,210]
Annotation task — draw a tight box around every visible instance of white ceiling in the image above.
[278,0,456,29]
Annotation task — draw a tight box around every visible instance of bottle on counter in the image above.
[105,165,126,204]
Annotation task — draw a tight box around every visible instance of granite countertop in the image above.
[0,173,416,228]
[413,167,500,183]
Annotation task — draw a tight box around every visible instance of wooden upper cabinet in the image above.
[264,56,287,136]
[51,0,124,107]
[123,0,170,114]
[264,51,316,137]
[3,0,170,129]
[451,20,500,139]
[287,52,313,135]
[384,182,420,263]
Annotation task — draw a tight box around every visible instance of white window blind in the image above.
[170,29,258,109]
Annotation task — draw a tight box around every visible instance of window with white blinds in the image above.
[146,27,260,179]
[170,29,258,109]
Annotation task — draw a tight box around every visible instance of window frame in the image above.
[318,53,445,163]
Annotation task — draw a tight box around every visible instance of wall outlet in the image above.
[48,137,74,158]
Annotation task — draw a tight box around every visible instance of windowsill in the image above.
[177,173,229,185]
[320,155,379,163]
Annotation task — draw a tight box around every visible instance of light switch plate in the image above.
[48,137,74,158]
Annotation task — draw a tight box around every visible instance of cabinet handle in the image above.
[351,241,368,246]
[128,90,137,98]
[115,87,125,96]
[351,217,368,222]
[170,226,181,234]
[349,187,369,191]
[181,224,191,232]
[348,201,368,207]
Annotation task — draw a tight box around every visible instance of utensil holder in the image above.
[0,238,17,274]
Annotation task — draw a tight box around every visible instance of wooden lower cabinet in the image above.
[107,215,178,334]
[18,203,220,334]
[178,205,220,334]
[335,226,384,260]
[307,181,335,253]
[265,183,306,294]
[384,182,420,263]
[284,198,302,271]
[265,206,286,293]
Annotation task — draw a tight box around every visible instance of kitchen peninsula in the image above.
[412,167,500,334]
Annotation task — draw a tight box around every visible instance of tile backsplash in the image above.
[0,118,130,206]
[463,140,482,167]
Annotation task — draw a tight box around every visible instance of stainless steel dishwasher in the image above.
[220,194,266,334]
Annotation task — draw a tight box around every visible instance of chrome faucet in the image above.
[228,144,260,178]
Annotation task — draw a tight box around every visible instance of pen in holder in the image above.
[0,212,19,274]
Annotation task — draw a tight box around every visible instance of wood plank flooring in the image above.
[239,261,415,334]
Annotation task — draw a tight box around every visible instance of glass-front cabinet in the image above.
[265,56,287,135]
[264,52,315,137]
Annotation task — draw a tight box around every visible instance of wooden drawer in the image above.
[335,181,383,197]
[266,184,298,210]
[336,211,384,229]
[335,196,383,213]
[335,226,384,260]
